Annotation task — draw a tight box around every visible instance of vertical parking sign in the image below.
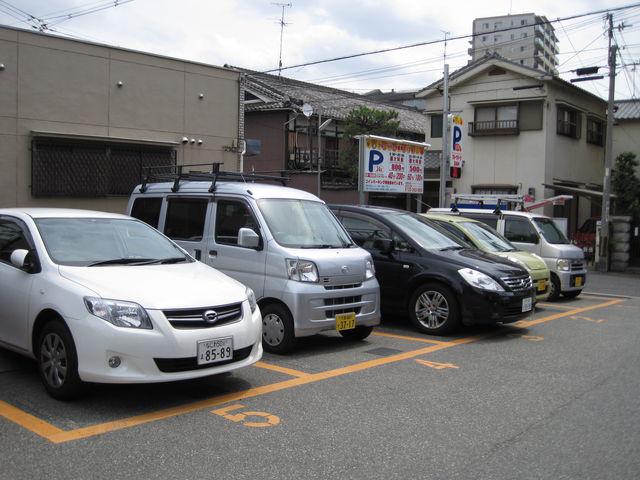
[450,115,464,178]
[360,135,429,194]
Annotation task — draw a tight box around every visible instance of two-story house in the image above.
[417,54,607,234]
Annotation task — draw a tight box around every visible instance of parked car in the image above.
[330,205,535,335]
[429,208,587,300]
[128,173,380,354]
[0,208,262,399]
[424,213,551,302]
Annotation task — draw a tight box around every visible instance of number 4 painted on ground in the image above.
[211,404,280,428]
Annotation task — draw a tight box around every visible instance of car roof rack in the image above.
[139,163,289,193]
[450,194,526,215]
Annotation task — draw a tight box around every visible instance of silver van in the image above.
[429,208,587,300]
[127,172,380,353]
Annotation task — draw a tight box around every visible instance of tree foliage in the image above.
[612,151,640,220]
[338,106,401,182]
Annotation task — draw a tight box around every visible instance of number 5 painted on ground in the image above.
[211,404,280,428]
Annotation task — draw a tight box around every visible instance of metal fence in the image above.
[32,139,176,197]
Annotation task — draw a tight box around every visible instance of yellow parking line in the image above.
[253,361,310,378]
[0,400,63,439]
[537,303,578,310]
[372,331,450,345]
[0,297,624,444]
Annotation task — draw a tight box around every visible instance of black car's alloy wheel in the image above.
[408,283,460,335]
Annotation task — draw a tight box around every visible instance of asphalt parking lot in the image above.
[1,290,639,480]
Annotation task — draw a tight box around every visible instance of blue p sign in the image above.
[452,125,462,149]
[368,149,384,172]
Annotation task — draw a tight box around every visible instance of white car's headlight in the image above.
[556,259,571,271]
[286,259,319,283]
[84,297,152,329]
[365,257,375,279]
[458,268,504,292]
[246,287,258,313]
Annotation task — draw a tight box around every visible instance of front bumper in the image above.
[530,270,550,302]
[460,285,535,326]
[282,277,381,337]
[557,269,587,292]
[68,300,263,383]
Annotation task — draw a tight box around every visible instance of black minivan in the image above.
[330,205,535,334]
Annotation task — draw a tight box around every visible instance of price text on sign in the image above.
[363,137,426,194]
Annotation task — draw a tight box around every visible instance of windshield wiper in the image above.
[439,245,464,251]
[88,258,158,267]
[157,257,189,264]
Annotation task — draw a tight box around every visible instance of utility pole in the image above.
[317,109,322,197]
[598,13,617,272]
[439,64,449,207]
[273,3,292,76]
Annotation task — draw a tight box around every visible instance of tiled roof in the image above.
[232,67,427,135]
[615,99,640,120]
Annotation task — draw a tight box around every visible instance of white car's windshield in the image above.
[258,199,353,248]
[35,218,191,266]
[533,217,570,244]
[461,221,516,253]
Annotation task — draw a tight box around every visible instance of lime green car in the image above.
[424,213,551,302]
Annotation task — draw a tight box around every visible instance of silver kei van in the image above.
[430,208,587,300]
[127,172,380,354]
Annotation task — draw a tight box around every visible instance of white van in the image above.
[429,208,587,300]
[127,170,380,353]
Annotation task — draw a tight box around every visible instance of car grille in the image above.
[504,303,526,317]
[570,261,585,271]
[163,303,243,329]
[501,274,533,293]
[154,345,253,373]
[324,283,362,290]
[324,296,362,306]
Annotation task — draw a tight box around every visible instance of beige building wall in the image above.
[0,26,241,213]
[613,120,640,164]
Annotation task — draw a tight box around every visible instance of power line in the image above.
[262,2,640,74]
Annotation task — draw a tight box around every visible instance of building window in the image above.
[521,19,527,25]
[483,22,489,29]
[522,32,528,38]
[520,45,526,52]
[586,117,604,146]
[520,59,524,64]
[430,114,443,138]
[557,107,582,139]
[31,138,176,197]
[510,33,515,40]
[469,105,519,136]
[482,35,487,41]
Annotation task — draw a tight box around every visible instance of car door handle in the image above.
[209,250,217,258]
[193,249,202,261]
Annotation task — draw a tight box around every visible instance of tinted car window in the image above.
[0,220,30,264]
[215,200,260,246]
[130,197,163,228]
[464,214,499,229]
[164,198,208,241]
[504,217,539,243]
[341,214,392,249]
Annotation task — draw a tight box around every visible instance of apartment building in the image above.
[416,54,606,234]
[469,13,559,74]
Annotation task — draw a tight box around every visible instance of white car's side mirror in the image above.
[10,249,30,269]
[237,228,260,249]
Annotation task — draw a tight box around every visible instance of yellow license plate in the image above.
[537,280,546,292]
[575,277,582,287]
[335,312,356,331]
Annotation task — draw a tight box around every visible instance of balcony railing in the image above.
[287,148,340,170]
[468,120,519,136]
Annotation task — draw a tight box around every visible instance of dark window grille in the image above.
[586,118,604,146]
[32,139,176,197]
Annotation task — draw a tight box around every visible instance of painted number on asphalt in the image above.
[570,315,605,324]
[211,404,280,428]
[415,359,459,370]
[507,333,544,341]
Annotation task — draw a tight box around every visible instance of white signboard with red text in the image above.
[361,135,428,194]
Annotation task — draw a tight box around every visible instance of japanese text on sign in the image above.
[362,137,427,194]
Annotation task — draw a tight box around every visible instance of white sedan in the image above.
[0,208,262,399]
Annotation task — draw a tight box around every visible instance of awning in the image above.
[543,183,616,200]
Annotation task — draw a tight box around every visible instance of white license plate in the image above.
[197,337,233,365]
[522,297,533,313]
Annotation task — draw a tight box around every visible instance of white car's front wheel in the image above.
[38,320,84,400]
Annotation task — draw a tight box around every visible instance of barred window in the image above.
[31,138,176,197]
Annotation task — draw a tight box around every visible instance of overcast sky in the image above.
[1,0,639,100]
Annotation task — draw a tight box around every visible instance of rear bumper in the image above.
[460,286,535,325]
[283,277,381,337]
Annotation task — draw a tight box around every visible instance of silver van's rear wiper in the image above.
[88,258,157,266]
